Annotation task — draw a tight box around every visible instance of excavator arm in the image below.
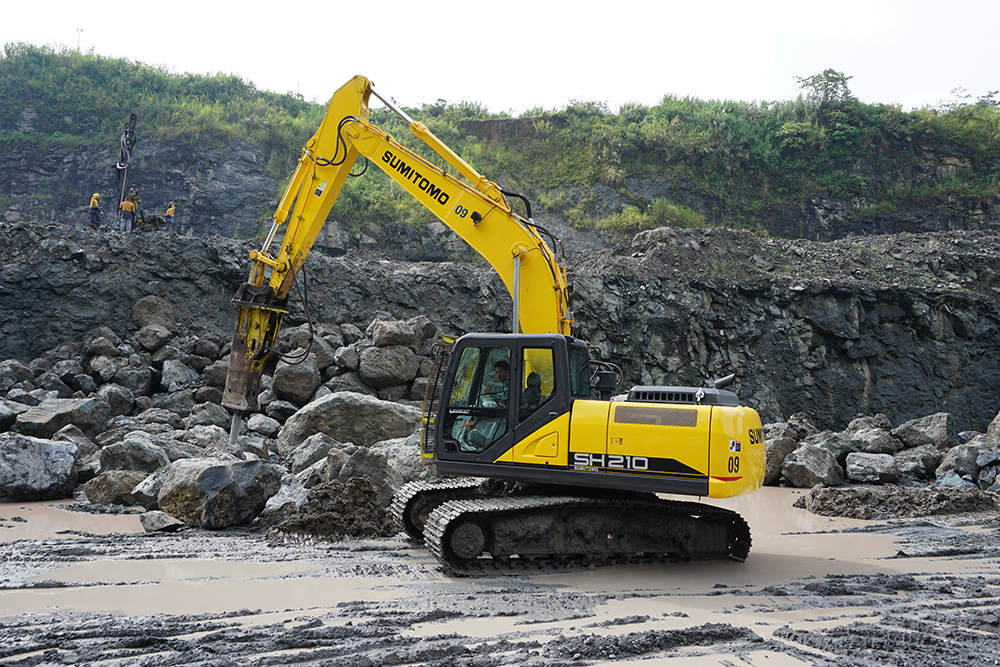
[223,75,572,414]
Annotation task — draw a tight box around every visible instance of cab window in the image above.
[443,345,510,453]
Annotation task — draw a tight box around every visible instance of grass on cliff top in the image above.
[4,45,1000,237]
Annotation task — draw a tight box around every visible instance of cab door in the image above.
[509,340,570,466]
[436,340,514,464]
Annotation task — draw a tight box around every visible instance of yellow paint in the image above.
[708,406,766,498]
[567,400,612,455]
[508,413,571,465]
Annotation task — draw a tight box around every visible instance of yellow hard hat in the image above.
[93,193,100,198]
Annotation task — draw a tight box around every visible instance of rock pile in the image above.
[766,410,1000,494]
[0,292,441,537]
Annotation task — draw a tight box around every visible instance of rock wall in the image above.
[1,222,999,433]
[0,140,278,239]
[3,136,998,255]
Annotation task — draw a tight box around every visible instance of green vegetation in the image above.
[0,43,323,179]
[3,45,1000,237]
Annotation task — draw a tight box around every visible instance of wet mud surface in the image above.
[0,488,998,666]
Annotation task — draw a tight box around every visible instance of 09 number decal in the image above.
[728,456,740,474]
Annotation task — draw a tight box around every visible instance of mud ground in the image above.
[0,487,998,667]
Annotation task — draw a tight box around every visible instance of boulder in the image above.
[134,324,173,353]
[323,371,377,396]
[34,371,73,398]
[763,435,798,485]
[781,443,844,488]
[14,396,110,439]
[935,471,978,489]
[156,458,283,529]
[358,345,420,388]
[52,424,99,462]
[333,346,360,372]
[371,431,436,484]
[893,443,942,480]
[247,413,280,438]
[97,383,136,417]
[51,359,84,385]
[976,451,1000,489]
[265,400,299,422]
[186,402,230,430]
[258,473,309,527]
[203,360,229,388]
[0,434,78,500]
[809,431,854,467]
[99,435,171,473]
[276,391,421,456]
[892,412,960,451]
[0,399,28,431]
[370,320,421,348]
[181,424,230,450]
[161,359,199,392]
[336,444,404,508]
[132,295,174,330]
[132,466,171,509]
[140,510,186,533]
[84,469,150,505]
[112,360,153,397]
[289,433,339,474]
[845,452,898,484]
[272,353,322,406]
[987,411,1000,440]
[848,427,899,455]
[936,435,996,480]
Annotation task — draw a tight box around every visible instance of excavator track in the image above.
[390,478,485,542]
[423,494,751,577]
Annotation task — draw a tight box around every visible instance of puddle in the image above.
[0,500,143,541]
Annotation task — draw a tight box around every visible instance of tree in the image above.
[796,69,854,107]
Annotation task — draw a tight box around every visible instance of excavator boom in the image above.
[223,75,571,414]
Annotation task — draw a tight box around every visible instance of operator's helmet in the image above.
[93,193,100,198]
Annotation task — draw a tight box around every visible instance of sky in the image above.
[2,0,997,115]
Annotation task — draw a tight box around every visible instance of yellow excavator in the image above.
[222,75,765,575]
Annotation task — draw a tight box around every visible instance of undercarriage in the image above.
[393,479,752,576]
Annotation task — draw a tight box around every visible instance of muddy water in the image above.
[0,500,143,540]
[1,487,996,666]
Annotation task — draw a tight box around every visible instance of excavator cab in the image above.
[433,333,589,473]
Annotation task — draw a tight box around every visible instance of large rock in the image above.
[132,295,175,330]
[894,443,943,480]
[0,434,78,500]
[84,469,150,505]
[289,433,339,474]
[810,431,854,467]
[763,435,798,486]
[845,452,898,484]
[335,443,405,508]
[370,319,421,348]
[157,458,283,529]
[14,397,110,439]
[358,346,420,389]
[781,443,844,488]
[99,435,171,473]
[371,431,436,484]
[936,435,996,480]
[272,353,321,405]
[847,427,899,455]
[276,391,421,457]
[892,412,961,451]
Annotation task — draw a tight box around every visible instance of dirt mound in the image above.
[794,485,999,520]
[271,477,397,540]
